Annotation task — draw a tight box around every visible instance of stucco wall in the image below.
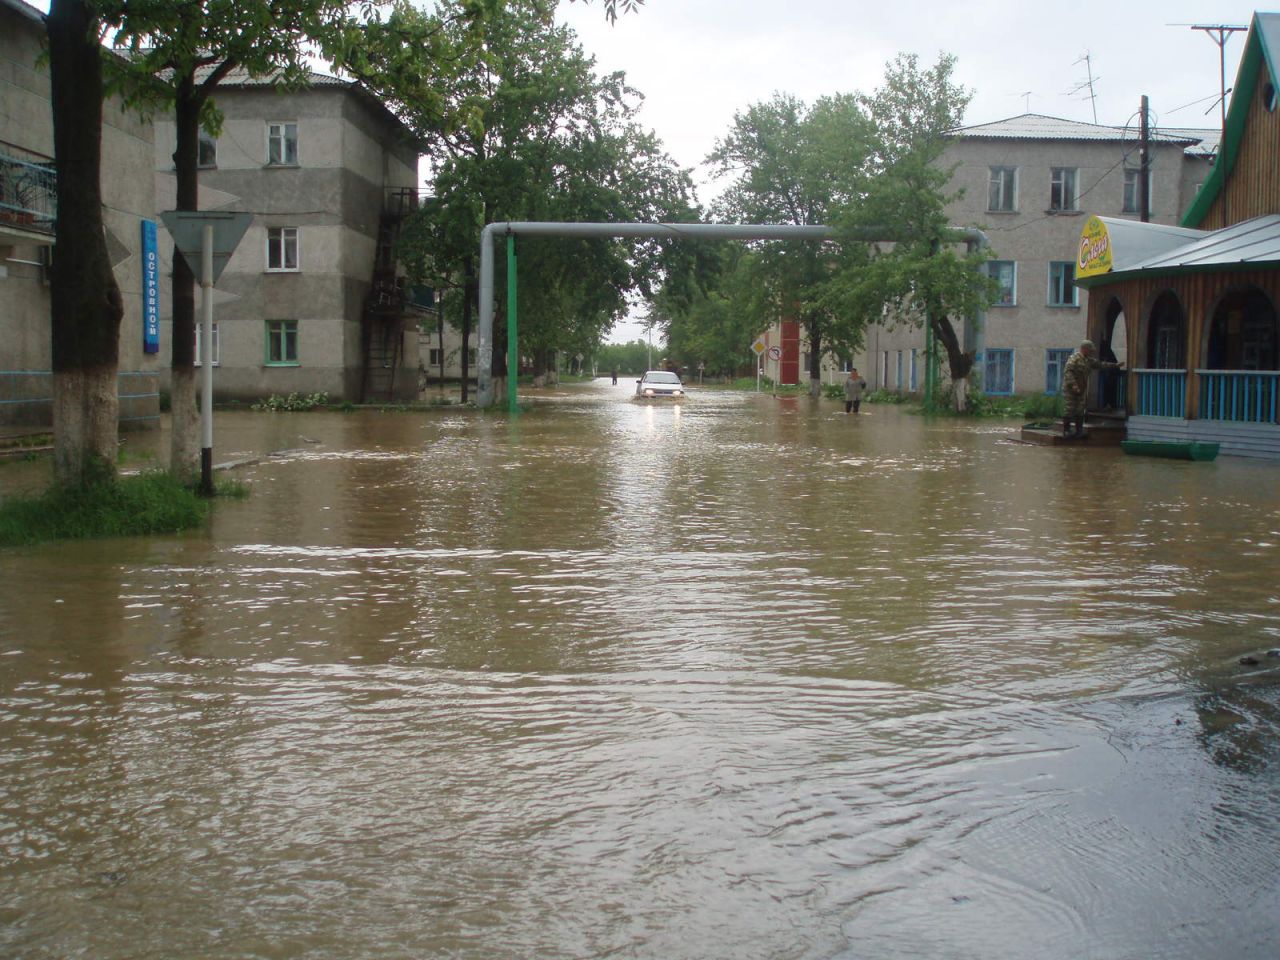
[1,0,159,430]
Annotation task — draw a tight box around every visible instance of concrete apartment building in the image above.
[0,0,159,432]
[153,68,425,404]
[853,114,1218,397]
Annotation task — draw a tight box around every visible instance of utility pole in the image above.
[1190,23,1246,222]
[1139,95,1151,222]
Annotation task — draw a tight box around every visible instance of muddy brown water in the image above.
[1,379,1278,959]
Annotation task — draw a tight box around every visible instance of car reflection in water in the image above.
[634,370,685,400]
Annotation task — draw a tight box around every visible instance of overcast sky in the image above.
[554,0,1255,341]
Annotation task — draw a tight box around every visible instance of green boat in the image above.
[1121,439,1220,461]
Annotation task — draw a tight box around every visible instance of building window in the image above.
[988,166,1016,212]
[266,227,299,271]
[990,260,1016,306]
[197,130,217,168]
[1048,261,1077,307]
[194,322,220,366]
[1045,348,1072,394]
[896,349,904,388]
[267,121,298,166]
[468,348,477,367]
[1122,168,1152,214]
[428,348,443,366]
[909,348,918,391]
[880,350,889,388]
[265,319,298,365]
[985,348,1014,395]
[1050,167,1078,211]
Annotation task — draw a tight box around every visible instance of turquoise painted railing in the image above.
[1134,369,1186,418]
[0,143,56,231]
[1197,370,1280,424]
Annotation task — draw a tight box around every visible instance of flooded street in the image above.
[1,378,1278,959]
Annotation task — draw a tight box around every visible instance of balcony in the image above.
[0,142,56,246]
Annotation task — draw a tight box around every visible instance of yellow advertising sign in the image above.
[1077,215,1112,278]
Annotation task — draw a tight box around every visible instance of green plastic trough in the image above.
[1121,440,1220,461]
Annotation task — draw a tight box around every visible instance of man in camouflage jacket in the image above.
[1061,339,1121,438]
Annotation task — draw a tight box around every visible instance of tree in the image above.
[707,93,874,397]
[106,0,363,481]
[827,53,996,410]
[46,0,125,486]
[355,0,694,395]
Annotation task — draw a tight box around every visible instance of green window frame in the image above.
[265,319,299,366]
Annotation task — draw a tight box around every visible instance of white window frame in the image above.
[1047,261,1078,307]
[988,166,1017,212]
[428,347,443,366]
[194,321,220,366]
[266,121,298,166]
[1050,167,1078,211]
[1122,167,1153,214]
[197,130,217,169]
[985,348,1015,395]
[266,226,299,272]
[990,260,1017,306]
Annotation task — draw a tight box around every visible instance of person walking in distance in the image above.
[1061,339,1120,438]
[844,367,867,414]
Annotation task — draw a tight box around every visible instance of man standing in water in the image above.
[1061,339,1121,438]
[844,367,867,414]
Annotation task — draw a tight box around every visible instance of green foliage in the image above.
[0,471,209,546]
[367,0,697,369]
[1022,392,1065,419]
[866,388,910,405]
[595,339,654,376]
[251,392,330,412]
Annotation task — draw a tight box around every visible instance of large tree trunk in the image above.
[47,0,123,485]
[931,313,974,412]
[169,78,203,481]
[807,320,823,399]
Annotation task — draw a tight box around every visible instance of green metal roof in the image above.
[1182,13,1280,227]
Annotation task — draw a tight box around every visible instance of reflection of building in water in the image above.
[1077,13,1280,460]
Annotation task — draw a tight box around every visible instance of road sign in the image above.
[750,338,766,356]
[767,345,782,361]
[160,211,253,284]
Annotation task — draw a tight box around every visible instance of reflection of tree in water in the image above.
[1194,676,1280,773]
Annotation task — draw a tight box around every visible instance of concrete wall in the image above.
[153,80,421,403]
[0,0,160,431]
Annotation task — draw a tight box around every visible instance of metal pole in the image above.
[506,233,518,412]
[1139,94,1151,223]
[200,223,214,496]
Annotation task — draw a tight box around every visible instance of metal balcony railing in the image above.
[0,142,56,233]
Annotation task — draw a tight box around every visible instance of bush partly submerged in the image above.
[0,471,210,546]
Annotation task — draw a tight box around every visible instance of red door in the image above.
[780,319,800,385]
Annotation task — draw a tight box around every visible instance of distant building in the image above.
[854,113,1216,397]
[152,68,425,404]
[0,0,160,432]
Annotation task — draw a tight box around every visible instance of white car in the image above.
[635,370,685,399]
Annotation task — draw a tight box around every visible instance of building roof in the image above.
[1182,13,1280,227]
[953,112,1203,145]
[1078,214,1280,287]
[0,0,44,26]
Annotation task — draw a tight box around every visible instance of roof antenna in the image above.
[1070,53,1099,123]
[1011,90,1033,113]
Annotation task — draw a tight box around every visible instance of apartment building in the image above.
[153,68,423,404]
[856,113,1217,397]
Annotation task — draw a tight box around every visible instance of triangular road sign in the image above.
[160,211,254,284]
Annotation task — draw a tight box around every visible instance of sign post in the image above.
[751,338,766,392]
[160,211,253,496]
